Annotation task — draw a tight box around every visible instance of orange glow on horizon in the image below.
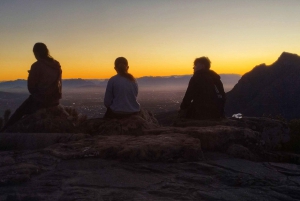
[1,2,300,81]
[0,57,282,81]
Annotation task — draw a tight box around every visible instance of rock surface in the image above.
[0,133,90,150]
[44,133,202,162]
[3,106,159,135]
[79,108,160,135]
[4,105,86,133]
[1,109,300,200]
[173,117,290,150]
[1,151,300,201]
[225,52,300,120]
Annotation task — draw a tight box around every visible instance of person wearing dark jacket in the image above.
[0,43,62,132]
[179,57,225,120]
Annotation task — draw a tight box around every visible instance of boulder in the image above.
[4,105,87,133]
[0,133,90,150]
[79,108,160,135]
[44,133,202,162]
[173,117,290,150]
[0,106,295,163]
[145,126,261,152]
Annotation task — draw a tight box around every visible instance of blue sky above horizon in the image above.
[1,0,300,80]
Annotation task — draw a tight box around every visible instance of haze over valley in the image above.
[0,74,241,118]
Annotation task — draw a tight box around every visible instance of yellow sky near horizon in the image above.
[1,1,300,81]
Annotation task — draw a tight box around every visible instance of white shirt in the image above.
[104,74,140,113]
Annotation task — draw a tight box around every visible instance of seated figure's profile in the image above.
[179,56,226,120]
[1,43,62,131]
[104,57,140,119]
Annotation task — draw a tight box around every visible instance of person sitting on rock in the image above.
[179,56,226,120]
[1,43,62,132]
[104,57,140,119]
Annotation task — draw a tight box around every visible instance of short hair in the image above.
[114,57,128,67]
[194,57,211,69]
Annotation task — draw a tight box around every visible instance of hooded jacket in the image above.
[27,59,62,105]
[180,69,225,119]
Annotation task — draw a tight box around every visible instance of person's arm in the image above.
[180,76,197,110]
[27,63,40,95]
[134,81,138,97]
[216,79,226,103]
[104,79,113,108]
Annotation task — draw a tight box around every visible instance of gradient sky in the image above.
[1,0,300,80]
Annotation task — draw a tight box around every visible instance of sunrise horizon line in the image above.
[0,73,243,82]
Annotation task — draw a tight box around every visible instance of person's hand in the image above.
[178,109,187,118]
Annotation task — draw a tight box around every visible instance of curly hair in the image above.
[194,57,211,69]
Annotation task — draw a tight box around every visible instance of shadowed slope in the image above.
[225,52,300,119]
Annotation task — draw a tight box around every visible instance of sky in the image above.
[0,0,300,80]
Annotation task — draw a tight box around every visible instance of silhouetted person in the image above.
[104,57,140,119]
[179,57,225,120]
[0,43,62,132]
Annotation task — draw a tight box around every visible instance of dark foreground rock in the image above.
[0,133,90,150]
[1,110,300,200]
[44,133,202,162]
[225,52,300,120]
[79,108,160,135]
[3,105,86,133]
[1,151,300,201]
[3,106,159,135]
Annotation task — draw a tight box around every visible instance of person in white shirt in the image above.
[104,57,140,119]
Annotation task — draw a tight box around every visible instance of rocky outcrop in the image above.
[225,52,300,119]
[4,105,86,133]
[0,133,89,150]
[18,116,291,163]
[173,117,290,150]
[3,106,159,135]
[1,111,300,200]
[44,133,202,162]
[1,152,300,201]
[0,110,292,162]
[79,109,160,135]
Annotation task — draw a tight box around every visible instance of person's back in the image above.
[0,43,62,132]
[179,57,225,120]
[28,58,62,105]
[104,74,140,113]
[104,57,140,119]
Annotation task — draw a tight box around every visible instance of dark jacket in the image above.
[27,59,62,105]
[180,69,225,119]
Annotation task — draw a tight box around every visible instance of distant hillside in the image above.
[225,52,300,119]
[0,91,22,99]
[62,79,97,88]
[137,74,240,91]
[0,79,26,90]
[0,74,240,92]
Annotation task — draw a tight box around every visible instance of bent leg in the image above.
[1,96,41,131]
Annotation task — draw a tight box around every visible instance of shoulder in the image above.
[191,71,206,81]
[53,59,60,65]
[208,70,220,79]
[108,74,119,81]
[31,61,40,68]
[30,61,43,72]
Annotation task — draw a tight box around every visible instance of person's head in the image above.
[114,57,135,81]
[33,42,53,61]
[193,56,211,72]
[114,57,129,73]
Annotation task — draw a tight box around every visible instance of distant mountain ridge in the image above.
[0,74,241,92]
[225,52,300,119]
